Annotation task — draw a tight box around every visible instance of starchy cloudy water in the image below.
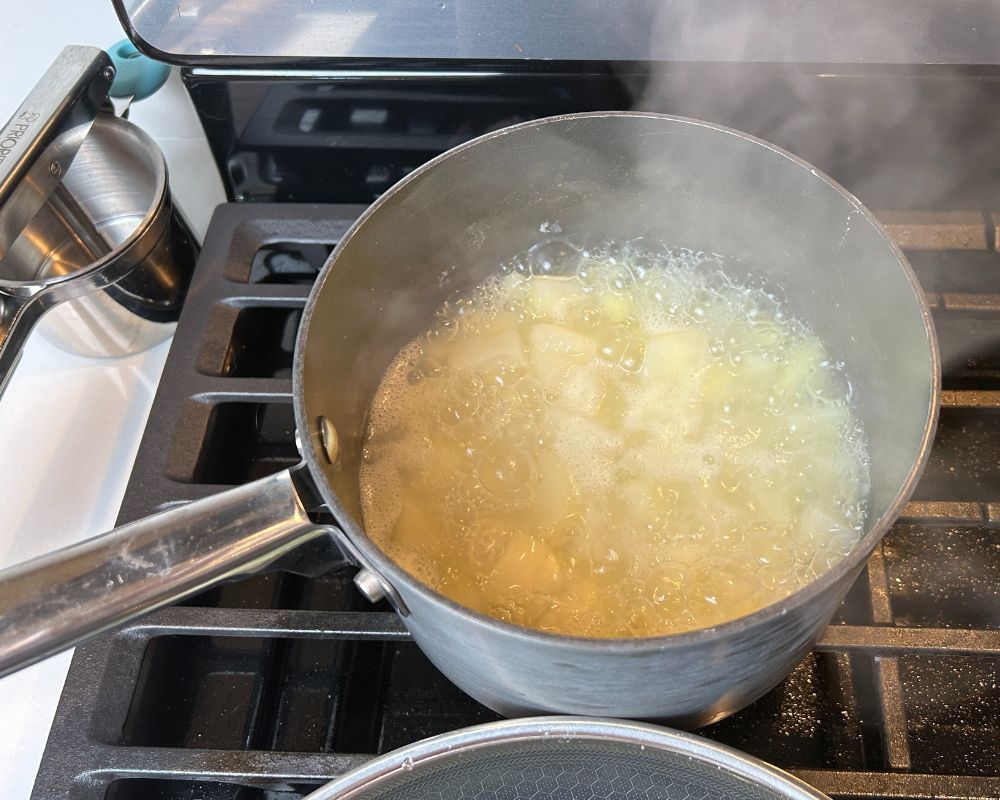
[359,237,870,637]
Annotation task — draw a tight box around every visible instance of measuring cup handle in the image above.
[0,47,114,260]
[0,468,347,677]
[0,290,46,397]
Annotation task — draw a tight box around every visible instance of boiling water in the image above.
[359,238,870,637]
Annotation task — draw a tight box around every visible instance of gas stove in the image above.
[18,40,1000,800]
[31,202,1000,797]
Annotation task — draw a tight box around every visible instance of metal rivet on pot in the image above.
[48,161,61,177]
[102,65,116,82]
[354,568,386,603]
[319,415,339,463]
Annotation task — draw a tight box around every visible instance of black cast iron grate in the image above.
[29,203,1000,799]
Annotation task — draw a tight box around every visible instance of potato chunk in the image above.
[528,323,596,391]
[778,337,827,392]
[534,449,576,525]
[490,533,563,593]
[528,276,586,322]
[559,363,605,416]
[448,328,524,371]
[599,293,634,324]
[642,329,710,382]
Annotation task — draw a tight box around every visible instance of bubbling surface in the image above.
[359,238,870,637]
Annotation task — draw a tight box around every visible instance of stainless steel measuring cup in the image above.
[0,46,196,394]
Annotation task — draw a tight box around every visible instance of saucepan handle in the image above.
[0,468,340,678]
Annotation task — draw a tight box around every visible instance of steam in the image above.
[624,8,995,213]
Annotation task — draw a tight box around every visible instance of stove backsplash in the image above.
[183,64,1000,212]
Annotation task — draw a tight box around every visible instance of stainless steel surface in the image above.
[0,113,938,725]
[0,108,195,395]
[0,46,112,260]
[304,717,830,799]
[115,0,1000,66]
[319,415,340,463]
[296,112,939,723]
[0,469,337,677]
[353,569,387,604]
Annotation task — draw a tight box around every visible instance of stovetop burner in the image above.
[28,200,1000,798]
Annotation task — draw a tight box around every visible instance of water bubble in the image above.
[417,354,445,380]
[719,466,741,493]
[619,340,646,373]
[629,236,672,266]
[652,567,685,607]
[528,238,581,277]
[597,326,631,364]
[645,274,673,305]
[806,366,852,402]
[455,296,479,318]
[752,322,782,347]
[480,447,535,495]
[606,263,635,294]
[427,318,458,344]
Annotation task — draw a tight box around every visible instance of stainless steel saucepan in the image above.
[0,46,196,397]
[0,112,939,726]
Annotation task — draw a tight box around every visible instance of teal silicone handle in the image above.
[107,39,170,101]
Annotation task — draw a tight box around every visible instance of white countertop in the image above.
[0,3,226,795]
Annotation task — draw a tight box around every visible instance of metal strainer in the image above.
[305,718,828,800]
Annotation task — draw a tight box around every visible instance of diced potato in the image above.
[490,533,562,593]
[619,480,657,525]
[596,380,629,428]
[738,351,778,382]
[528,276,586,322]
[778,337,827,392]
[448,328,524,371]
[558,363,605,417]
[642,330,710,382]
[547,406,622,458]
[699,365,735,405]
[394,488,438,552]
[529,323,595,357]
[534,450,575,525]
[622,381,701,435]
[782,404,848,448]
[599,292,634,324]
[547,406,624,493]
[528,324,596,391]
